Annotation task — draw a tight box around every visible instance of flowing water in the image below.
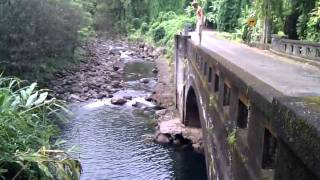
[61,59,207,180]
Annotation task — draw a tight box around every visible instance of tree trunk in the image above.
[262,0,271,44]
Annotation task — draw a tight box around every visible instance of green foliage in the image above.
[93,0,188,34]
[153,26,166,42]
[207,0,244,32]
[148,14,195,47]
[205,0,318,42]
[237,5,255,42]
[0,0,89,82]
[132,18,143,30]
[148,0,188,20]
[297,13,309,39]
[227,129,237,150]
[161,11,178,21]
[306,2,320,42]
[141,22,149,34]
[0,76,80,179]
[72,0,97,15]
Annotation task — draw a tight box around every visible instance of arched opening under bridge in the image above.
[185,87,201,128]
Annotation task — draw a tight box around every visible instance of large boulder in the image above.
[109,47,121,56]
[152,68,158,74]
[123,95,132,100]
[154,133,171,144]
[113,65,120,71]
[192,142,204,154]
[111,81,122,88]
[140,78,151,84]
[71,86,82,93]
[97,93,107,99]
[111,97,127,105]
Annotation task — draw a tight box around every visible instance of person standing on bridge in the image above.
[192,1,204,46]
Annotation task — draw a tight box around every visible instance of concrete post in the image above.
[293,45,298,56]
[301,46,307,57]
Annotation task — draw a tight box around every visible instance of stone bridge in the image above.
[174,32,320,180]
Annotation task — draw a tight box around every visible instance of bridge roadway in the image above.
[190,30,320,97]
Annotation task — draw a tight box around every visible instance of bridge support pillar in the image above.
[174,34,190,119]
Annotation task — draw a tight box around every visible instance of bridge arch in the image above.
[184,86,201,128]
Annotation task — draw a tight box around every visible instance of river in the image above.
[61,57,207,180]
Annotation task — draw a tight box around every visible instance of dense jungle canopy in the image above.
[0,0,319,81]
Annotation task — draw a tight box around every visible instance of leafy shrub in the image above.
[78,26,96,42]
[153,26,166,42]
[297,13,309,40]
[306,3,320,42]
[141,22,149,33]
[132,18,142,29]
[0,0,87,82]
[150,22,161,32]
[161,11,177,21]
[0,76,81,179]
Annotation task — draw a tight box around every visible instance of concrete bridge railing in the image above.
[175,34,320,180]
[271,35,320,61]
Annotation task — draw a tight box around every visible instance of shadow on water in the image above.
[61,60,207,180]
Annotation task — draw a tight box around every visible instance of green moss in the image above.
[227,129,237,150]
[276,98,320,165]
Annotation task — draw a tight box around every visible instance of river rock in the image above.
[192,143,204,154]
[173,139,182,146]
[97,93,107,99]
[155,133,171,144]
[140,78,150,83]
[48,38,160,103]
[83,86,89,92]
[112,81,122,88]
[109,47,121,56]
[155,109,168,118]
[71,86,82,93]
[56,87,65,94]
[111,97,127,105]
[152,68,159,74]
[69,94,84,102]
[132,101,138,107]
[124,95,132,100]
[139,43,145,49]
[155,47,167,55]
[113,65,120,71]
[143,111,152,116]
[145,96,154,102]
[55,72,64,77]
